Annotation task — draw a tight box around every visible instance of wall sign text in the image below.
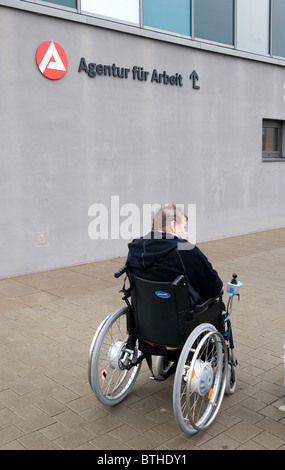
[78,58,199,89]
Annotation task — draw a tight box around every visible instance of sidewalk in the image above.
[0,229,285,450]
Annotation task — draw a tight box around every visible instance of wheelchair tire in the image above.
[89,307,142,406]
[225,363,237,395]
[173,323,228,434]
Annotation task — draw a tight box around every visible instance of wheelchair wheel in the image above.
[88,307,142,406]
[173,323,228,434]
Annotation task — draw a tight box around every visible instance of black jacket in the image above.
[126,231,223,306]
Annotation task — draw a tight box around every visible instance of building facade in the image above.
[1,0,285,278]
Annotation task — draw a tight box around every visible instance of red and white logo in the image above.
[36,41,68,80]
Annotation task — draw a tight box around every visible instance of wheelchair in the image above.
[88,266,242,435]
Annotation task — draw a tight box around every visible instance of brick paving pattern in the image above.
[0,228,285,450]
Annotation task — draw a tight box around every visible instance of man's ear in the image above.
[170,220,176,233]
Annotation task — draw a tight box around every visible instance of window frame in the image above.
[262,119,285,161]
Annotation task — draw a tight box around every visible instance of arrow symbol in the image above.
[190,70,200,89]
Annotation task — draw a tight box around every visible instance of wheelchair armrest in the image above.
[192,290,223,312]
[171,275,186,288]
[114,265,127,278]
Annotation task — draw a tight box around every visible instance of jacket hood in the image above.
[127,231,190,269]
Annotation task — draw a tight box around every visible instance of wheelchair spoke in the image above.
[101,367,128,397]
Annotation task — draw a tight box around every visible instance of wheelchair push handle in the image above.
[171,274,186,288]
[114,265,127,278]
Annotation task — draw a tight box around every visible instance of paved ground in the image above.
[0,228,285,450]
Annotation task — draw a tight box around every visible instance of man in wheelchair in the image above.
[88,204,240,434]
[123,204,226,371]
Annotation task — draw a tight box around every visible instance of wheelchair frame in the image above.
[88,267,242,434]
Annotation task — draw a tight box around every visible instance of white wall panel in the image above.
[81,0,140,24]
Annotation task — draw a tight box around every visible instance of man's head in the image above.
[152,204,188,239]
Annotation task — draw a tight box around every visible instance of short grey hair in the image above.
[152,204,187,232]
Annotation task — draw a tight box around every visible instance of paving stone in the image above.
[0,229,284,449]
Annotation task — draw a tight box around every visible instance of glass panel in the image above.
[41,0,77,7]
[81,0,140,24]
[262,127,280,152]
[143,0,191,36]
[237,0,269,55]
[272,0,285,58]
[194,0,234,45]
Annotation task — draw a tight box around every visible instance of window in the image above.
[237,0,269,55]
[81,0,140,24]
[262,120,284,161]
[19,0,285,62]
[40,0,77,7]
[143,0,191,36]
[194,0,234,46]
[272,0,285,58]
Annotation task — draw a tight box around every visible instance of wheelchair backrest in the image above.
[130,273,190,349]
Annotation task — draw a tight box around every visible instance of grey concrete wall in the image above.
[1,6,285,278]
